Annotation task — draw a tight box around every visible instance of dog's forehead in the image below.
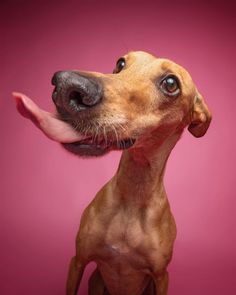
[126,51,191,78]
[124,51,156,66]
[123,51,196,96]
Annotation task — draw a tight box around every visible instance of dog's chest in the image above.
[93,210,156,269]
[88,211,160,294]
[82,202,175,294]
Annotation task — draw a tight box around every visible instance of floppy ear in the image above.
[188,93,212,138]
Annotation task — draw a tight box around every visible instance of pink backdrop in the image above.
[1,0,236,294]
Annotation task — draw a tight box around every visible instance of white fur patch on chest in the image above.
[109,243,130,255]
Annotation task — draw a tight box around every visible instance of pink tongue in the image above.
[13,92,85,143]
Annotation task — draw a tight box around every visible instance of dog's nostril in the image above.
[51,73,58,86]
[68,89,100,110]
[69,90,88,109]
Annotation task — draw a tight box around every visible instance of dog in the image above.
[14,51,211,295]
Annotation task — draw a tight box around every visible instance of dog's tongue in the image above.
[13,92,85,143]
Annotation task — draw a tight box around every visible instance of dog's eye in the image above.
[113,58,126,74]
[160,75,180,96]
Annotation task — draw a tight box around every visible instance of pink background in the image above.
[1,0,236,294]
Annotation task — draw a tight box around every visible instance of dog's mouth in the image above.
[63,137,135,156]
[13,92,135,157]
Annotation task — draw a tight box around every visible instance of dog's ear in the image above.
[188,93,212,138]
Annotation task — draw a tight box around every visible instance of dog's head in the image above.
[15,51,211,157]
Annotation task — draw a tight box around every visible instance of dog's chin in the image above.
[62,138,135,157]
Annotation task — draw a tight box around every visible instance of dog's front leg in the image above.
[66,256,86,295]
[154,271,169,295]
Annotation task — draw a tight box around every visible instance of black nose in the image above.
[52,71,102,111]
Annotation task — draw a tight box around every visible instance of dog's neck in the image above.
[113,131,182,206]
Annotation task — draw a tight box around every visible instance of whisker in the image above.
[103,125,108,146]
[111,124,120,147]
[92,122,99,143]
[116,122,127,132]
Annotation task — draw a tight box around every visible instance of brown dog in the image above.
[14,51,211,295]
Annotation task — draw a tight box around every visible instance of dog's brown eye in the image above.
[161,75,180,96]
[113,58,125,74]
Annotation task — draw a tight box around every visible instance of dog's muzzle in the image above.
[49,70,135,157]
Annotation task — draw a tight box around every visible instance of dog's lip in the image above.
[65,137,136,150]
[62,137,136,156]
